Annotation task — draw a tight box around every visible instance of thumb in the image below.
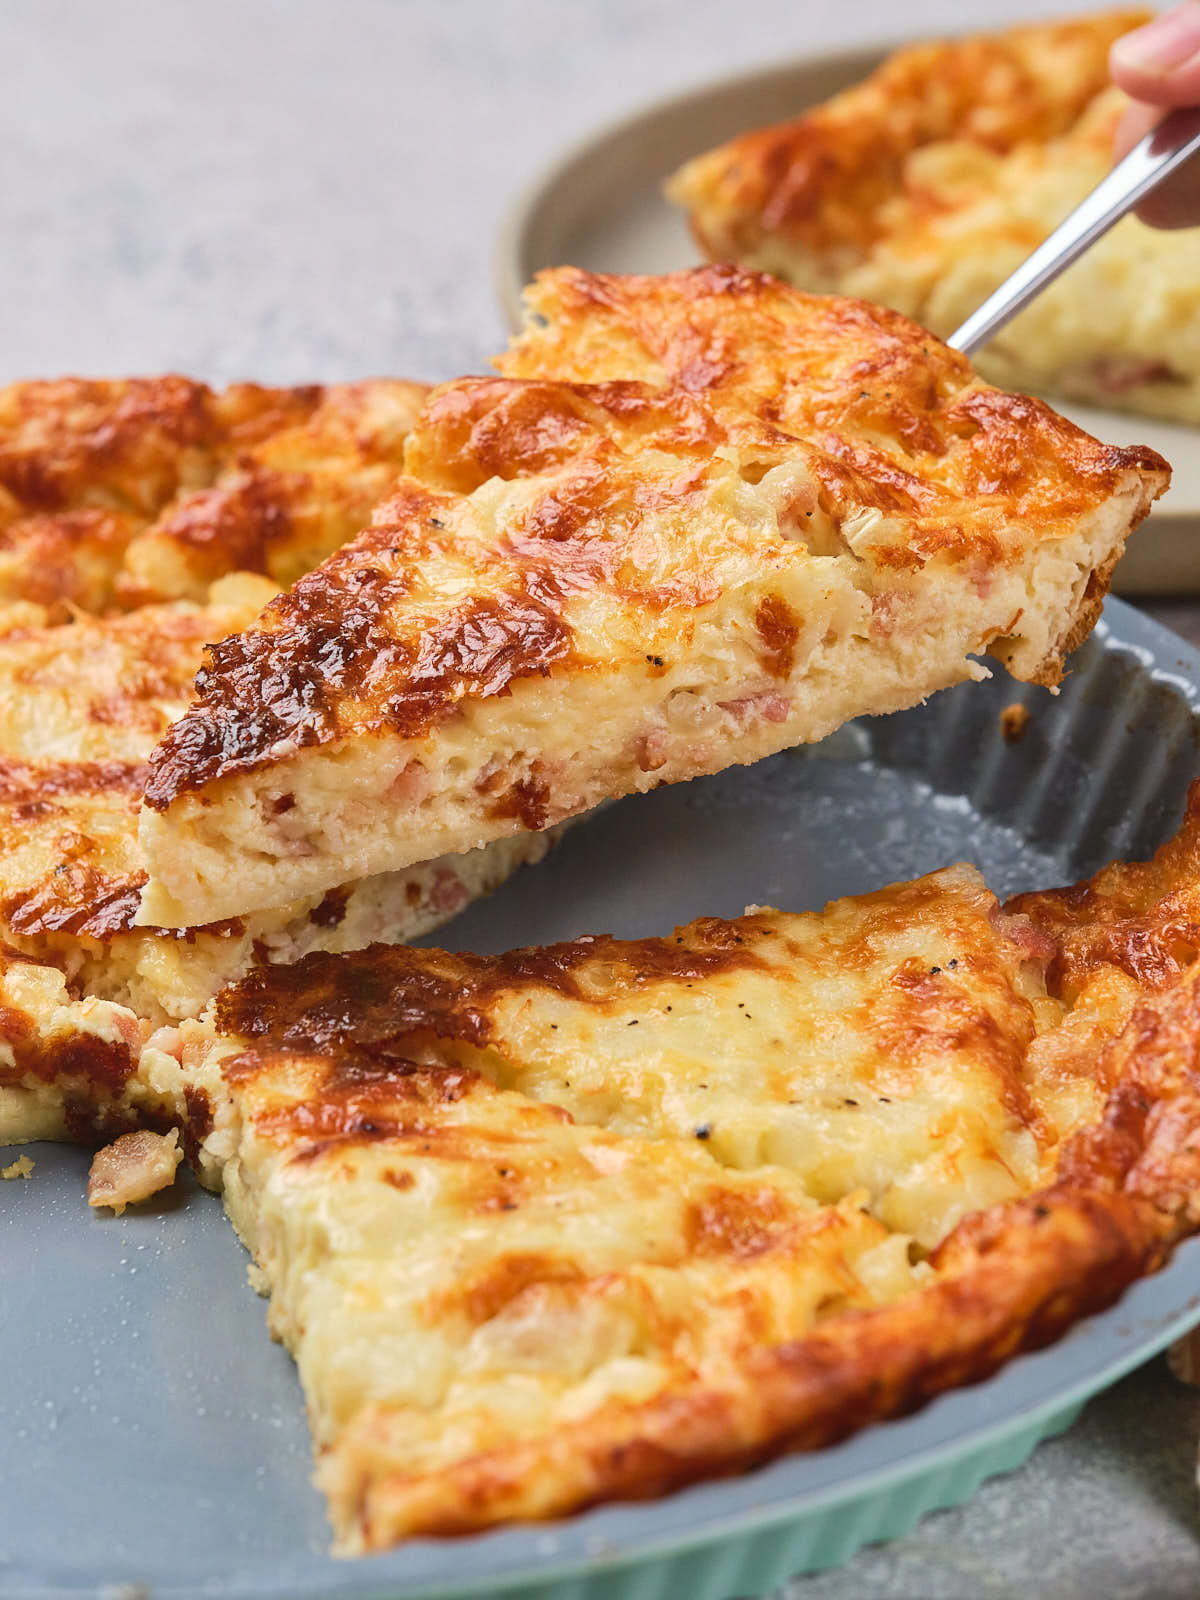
[1111,3,1200,106]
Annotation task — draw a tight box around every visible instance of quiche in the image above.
[0,949,148,1146]
[130,792,1200,1552]
[0,374,426,618]
[134,266,1167,927]
[0,372,558,1146]
[666,12,1200,424]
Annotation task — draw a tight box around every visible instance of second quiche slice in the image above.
[136,267,1167,927]
[133,789,1200,1552]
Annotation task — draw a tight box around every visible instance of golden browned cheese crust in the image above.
[1001,779,1200,1112]
[666,14,1200,424]
[135,268,1166,927]
[1011,779,1200,1003]
[137,826,1200,1552]
[0,375,427,617]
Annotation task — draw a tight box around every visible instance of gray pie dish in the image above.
[4,596,1200,1599]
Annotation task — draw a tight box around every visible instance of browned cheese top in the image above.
[143,265,1167,808]
[0,375,426,616]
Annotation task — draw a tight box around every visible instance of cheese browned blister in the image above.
[134,818,1200,1552]
[0,374,427,619]
[667,12,1200,423]
[135,266,1167,928]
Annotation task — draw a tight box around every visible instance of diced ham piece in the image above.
[474,756,506,795]
[1084,356,1179,396]
[988,906,1058,966]
[87,1129,183,1214]
[387,759,430,806]
[637,726,669,772]
[430,866,470,915]
[716,692,790,725]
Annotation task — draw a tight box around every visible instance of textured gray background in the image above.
[2,0,1199,1595]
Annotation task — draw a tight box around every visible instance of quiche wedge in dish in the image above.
[667,11,1200,425]
[0,373,426,620]
[135,784,1200,1552]
[135,266,1168,928]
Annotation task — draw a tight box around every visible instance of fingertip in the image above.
[1132,149,1200,228]
[1110,53,1200,106]
[1111,4,1200,102]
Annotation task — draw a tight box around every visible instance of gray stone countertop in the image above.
[2,1,1199,1595]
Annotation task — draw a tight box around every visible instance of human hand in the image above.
[1111,3,1200,226]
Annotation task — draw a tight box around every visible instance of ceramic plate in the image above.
[496,45,1200,595]
[5,596,1200,1598]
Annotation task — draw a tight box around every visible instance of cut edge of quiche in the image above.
[133,267,1168,928]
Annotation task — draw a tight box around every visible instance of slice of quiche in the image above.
[134,266,1168,927]
[667,12,1200,423]
[136,837,1200,1551]
[0,374,426,619]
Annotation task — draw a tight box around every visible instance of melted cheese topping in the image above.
[0,375,426,618]
[668,13,1200,424]
[297,865,1056,1248]
[134,266,1166,927]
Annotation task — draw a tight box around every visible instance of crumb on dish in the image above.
[87,1128,183,1214]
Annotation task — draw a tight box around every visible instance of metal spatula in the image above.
[947,105,1200,357]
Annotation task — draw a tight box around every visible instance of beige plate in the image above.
[497,45,1200,596]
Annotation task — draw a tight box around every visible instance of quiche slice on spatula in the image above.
[135,267,1167,927]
